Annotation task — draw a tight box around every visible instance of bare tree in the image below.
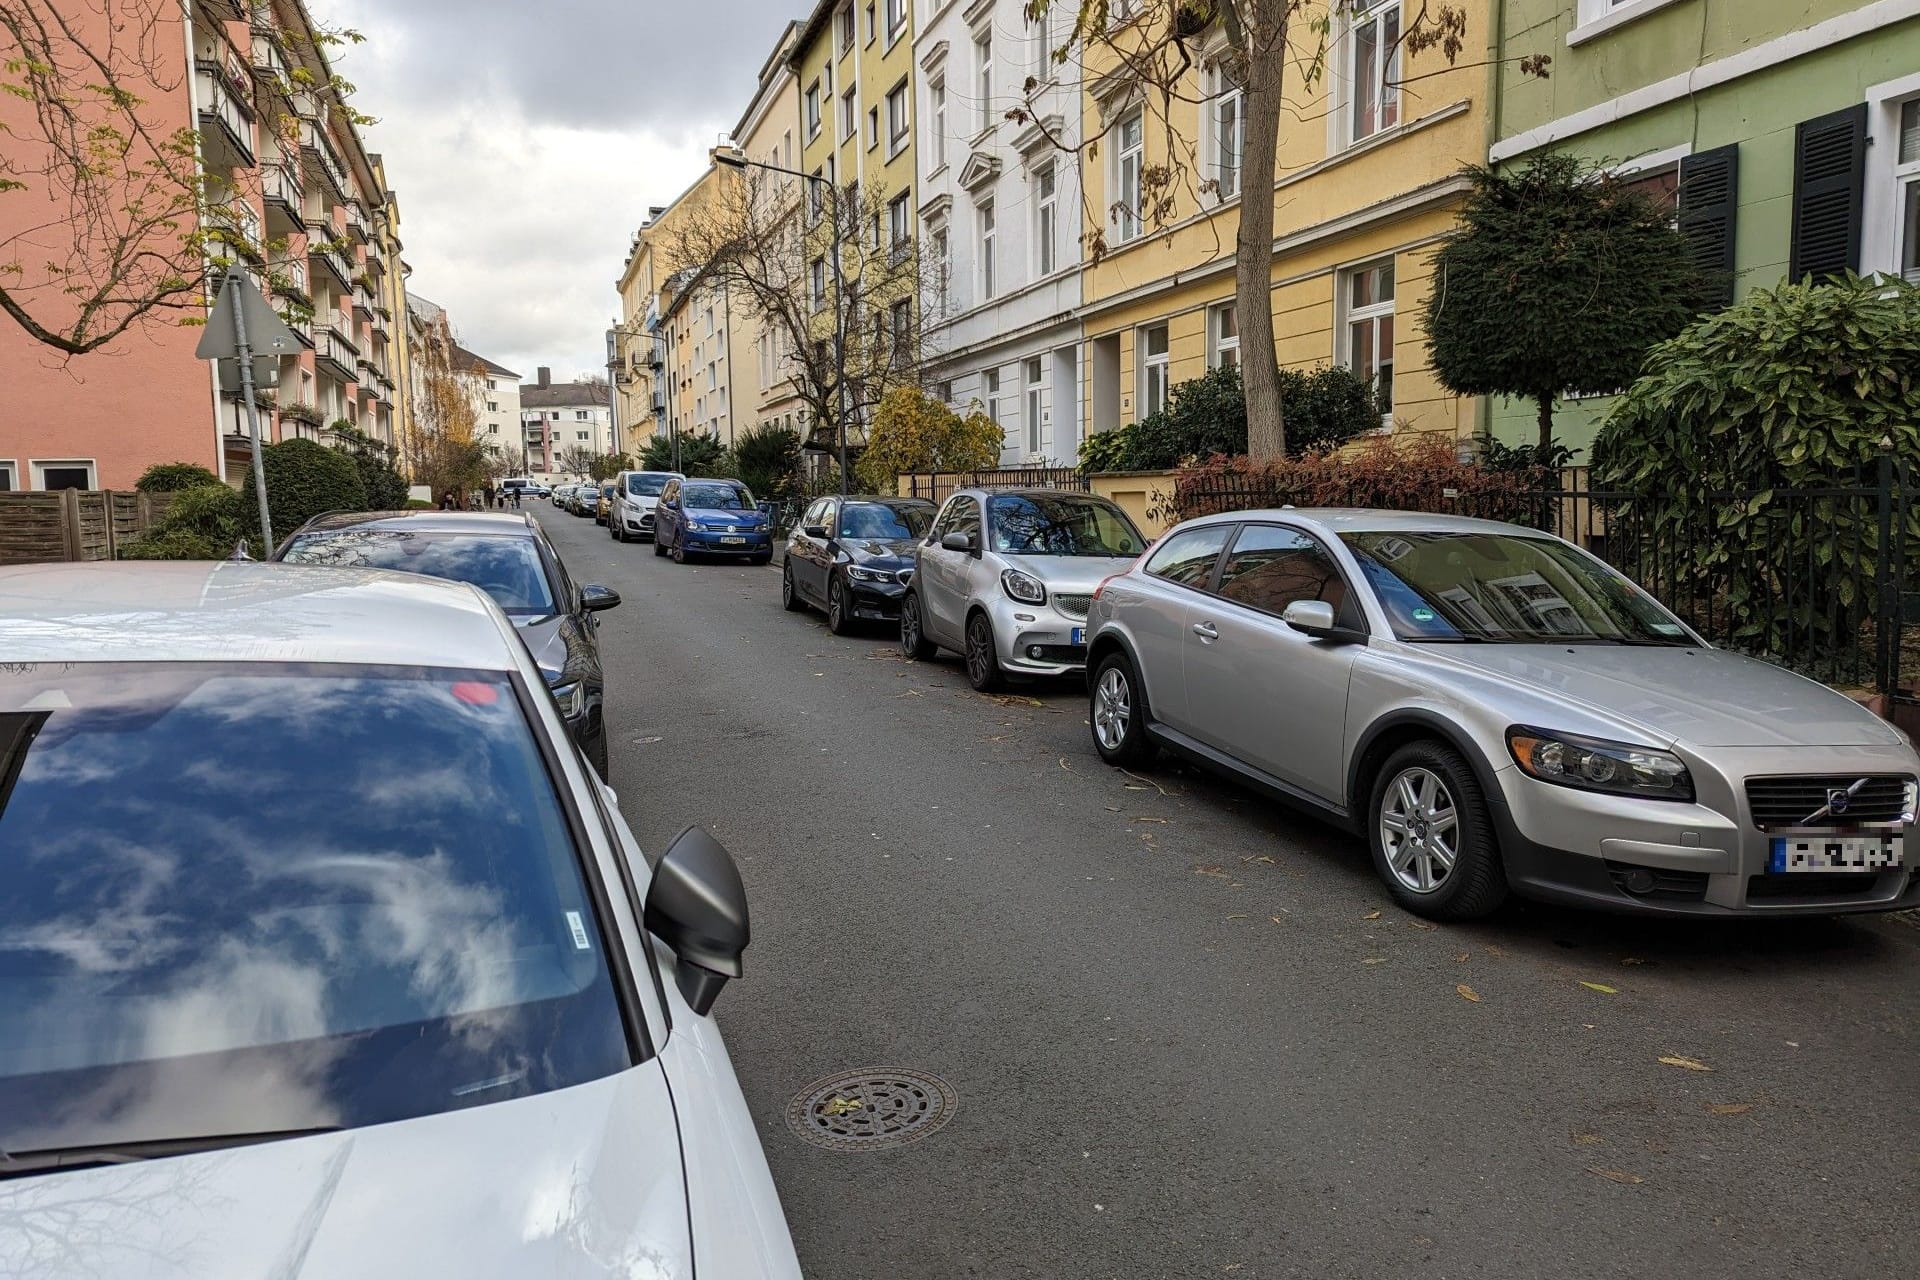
[400,309,488,495]
[555,445,597,479]
[664,166,943,486]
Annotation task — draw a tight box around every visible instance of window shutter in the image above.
[1789,104,1867,283]
[1678,144,1738,309]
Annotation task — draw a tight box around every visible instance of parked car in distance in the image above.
[783,495,936,633]
[1085,508,1920,921]
[569,484,598,517]
[0,562,801,1278]
[655,477,774,565]
[594,482,617,526]
[550,482,574,509]
[274,509,620,775]
[611,469,685,543]
[901,488,1147,691]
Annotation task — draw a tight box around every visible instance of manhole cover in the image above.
[785,1067,957,1152]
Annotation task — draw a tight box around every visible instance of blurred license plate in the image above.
[1768,833,1902,873]
[721,536,746,545]
[1071,627,1085,645]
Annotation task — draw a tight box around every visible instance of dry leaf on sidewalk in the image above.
[1363,910,1382,920]
[1457,984,1481,1003]
[1659,1055,1713,1072]
[1706,1102,1752,1116]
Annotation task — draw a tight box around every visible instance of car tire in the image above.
[1089,651,1157,768]
[671,538,687,564]
[749,552,772,566]
[782,562,807,611]
[1367,741,1508,921]
[964,611,1005,693]
[899,592,936,660]
[827,576,853,635]
[610,519,623,542]
[653,532,667,557]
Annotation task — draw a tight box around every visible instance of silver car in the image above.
[1085,509,1920,920]
[901,488,1149,690]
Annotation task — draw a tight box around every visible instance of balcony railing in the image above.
[344,203,371,244]
[299,118,349,202]
[250,29,291,100]
[308,240,352,289]
[352,286,374,318]
[262,161,304,230]
[316,319,357,380]
[195,59,256,170]
[207,201,265,265]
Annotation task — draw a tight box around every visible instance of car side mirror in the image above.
[803,524,830,539]
[941,530,976,554]
[582,584,621,612]
[642,826,749,1016]
[1283,599,1359,642]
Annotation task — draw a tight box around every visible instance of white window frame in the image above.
[1865,74,1920,285]
[983,368,1003,436]
[1033,162,1059,277]
[1345,0,1401,148]
[1027,6,1051,85]
[867,105,880,151]
[1024,356,1045,455]
[1898,98,1920,283]
[1138,324,1169,419]
[1114,109,1144,243]
[1570,0,1687,47]
[890,299,911,365]
[929,77,948,171]
[841,87,858,141]
[31,458,97,491]
[1338,258,1396,425]
[978,199,996,301]
[975,32,993,133]
[0,460,16,492]
[1209,302,1239,369]
[1207,65,1244,202]
[805,81,823,139]
[810,257,827,311]
[839,3,856,53]
[886,80,910,155]
[885,0,906,41]
[888,192,912,258]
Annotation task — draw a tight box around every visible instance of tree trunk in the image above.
[1535,393,1555,464]
[1232,1,1288,462]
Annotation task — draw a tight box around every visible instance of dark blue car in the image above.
[654,477,774,565]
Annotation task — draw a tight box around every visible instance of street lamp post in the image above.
[712,146,850,495]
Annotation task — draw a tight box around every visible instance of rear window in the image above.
[0,664,629,1163]
[281,531,557,616]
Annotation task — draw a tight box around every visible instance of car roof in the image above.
[829,494,935,505]
[620,470,683,478]
[0,562,518,669]
[294,509,539,537]
[951,487,1113,501]
[1177,508,1547,538]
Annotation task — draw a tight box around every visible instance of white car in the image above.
[0,562,801,1278]
[610,469,684,543]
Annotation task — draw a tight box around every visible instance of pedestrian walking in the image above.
[483,481,496,510]
[511,488,522,510]
[439,490,457,511]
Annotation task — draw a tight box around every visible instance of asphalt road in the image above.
[540,505,1919,1280]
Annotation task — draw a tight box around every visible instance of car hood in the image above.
[0,1067,694,1279]
[846,537,918,565]
[512,611,576,681]
[685,508,763,525]
[1429,645,1906,748]
[625,493,661,510]
[998,553,1139,594]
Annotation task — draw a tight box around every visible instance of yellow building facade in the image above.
[1078,0,1488,447]
[733,22,810,441]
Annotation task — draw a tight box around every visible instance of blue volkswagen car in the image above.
[654,477,774,565]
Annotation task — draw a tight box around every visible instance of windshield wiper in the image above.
[0,1126,343,1179]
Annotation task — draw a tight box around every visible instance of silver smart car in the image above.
[901,488,1148,690]
[1085,509,1919,920]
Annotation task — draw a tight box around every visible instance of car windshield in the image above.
[1340,530,1694,645]
[840,502,933,540]
[987,495,1143,557]
[0,664,629,1166]
[684,483,750,510]
[626,474,670,497]
[280,531,558,617]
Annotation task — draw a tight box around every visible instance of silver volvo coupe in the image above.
[1084,509,1919,920]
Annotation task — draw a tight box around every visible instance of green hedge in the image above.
[242,437,367,544]
[135,462,223,493]
[1080,364,1379,473]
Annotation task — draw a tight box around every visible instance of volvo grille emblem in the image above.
[1804,778,1871,825]
[1827,789,1852,815]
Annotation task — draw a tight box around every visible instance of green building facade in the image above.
[1485,0,1920,456]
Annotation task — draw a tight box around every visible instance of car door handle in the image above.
[1192,621,1219,641]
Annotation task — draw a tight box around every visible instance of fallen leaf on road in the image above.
[1571,1132,1603,1146]
[1131,816,1169,824]
[1226,914,1248,920]
[1587,1168,1644,1186]
[1579,981,1619,995]
[896,688,923,697]
[1243,854,1276,865]
[1362,957,1389,966]
[1658,1055,1713,1073]
[1706,1103,1753,1116]
[1620,957,1647,966]
[1483,943,1506,956]
[1192,865,1229,878]
[1456,984,1481,1003]
[1363,910,1382,921]
[1059,757,1074,770]
[1123,784,1149,791]
[989,694,1045,708]
[1270,915,1286,924]
[820,1096,862,1117]
[1453,952,1470,963]
[1409,921,1438,931]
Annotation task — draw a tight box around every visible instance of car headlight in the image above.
[1508,728,1693,802]
[684,519,705,532]
[1001,568,1047,605]
[550,680,586,718]
[846,565,891,583]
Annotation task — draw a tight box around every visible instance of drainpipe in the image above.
[1473,0,1509,451]
[181,0,228,482]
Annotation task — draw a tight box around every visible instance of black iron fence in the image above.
[1171,456,1916,713]
[901,466,1090,506]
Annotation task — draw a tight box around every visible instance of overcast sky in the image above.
[325,0,800,384]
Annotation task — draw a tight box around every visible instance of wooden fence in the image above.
[0,490,177,565]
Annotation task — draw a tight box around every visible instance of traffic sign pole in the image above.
[226,272,275,555]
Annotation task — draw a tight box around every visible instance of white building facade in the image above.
[915,0,1083,466]
[521,368,616,479]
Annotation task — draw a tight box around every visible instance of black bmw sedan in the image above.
[781,495,936,633]
[273,510,620,774]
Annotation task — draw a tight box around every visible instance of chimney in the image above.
[537,367,551,389]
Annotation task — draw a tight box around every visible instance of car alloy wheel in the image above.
[1368,742,1507,920]
[1088,652,1157,767]
[827,577,850,635]
[900,593,935,660]
[654,531,667,557]
[671,537,686,564]
[1093,666,1129,751]
[782,562,806,611]
[964,613,1004,692]
[1379,767,1458,894]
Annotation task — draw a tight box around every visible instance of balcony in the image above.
[280,401,324,429]
[651,391,666,415]
[316,316,358,380]
[344,202,371,244]
[262,161,304,235]
[201,0,247,22]
[308,239,352,290]
[299,118,349,204]
[250,29,292,103]
[351,285,374,319]
[195,58,257,171]
[206,200,265,266]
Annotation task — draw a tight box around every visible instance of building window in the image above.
[929,77,947,170]
[1898,98,1920,282]
[887,80,910,153]
[983,368,1002,428]
[978,200,996,300]
[1026,5,1050,82]
[811,257,827,311]
[886,0,905,38]
[865,1,876,42]
[1025,356,1045,454]
[1349,0,1400,144]
[805,81,822,138]
[0,462,14,491]
[32,460,93,491]
[707,363,718,391]
[487,400,499,412]
[1341,259,1395,420]
[889,191,911,258]
[1211,66,1244,200]
[935,380,952,404]
[975,32,993,132]
[929,222,951,307]
[1114,110,1143,243]
[890,299,910,366]
[487,378,497,390]
[1210,302,1240,369]
[1139,324,1169,419]
[807,169,825,222]
[839,3,855,52]
[577,409,591,420]
[1034,163,1058,276]
[841,87,858,140]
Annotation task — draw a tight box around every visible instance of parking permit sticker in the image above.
[565,911,591,951]
[1411,607,1437,623]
